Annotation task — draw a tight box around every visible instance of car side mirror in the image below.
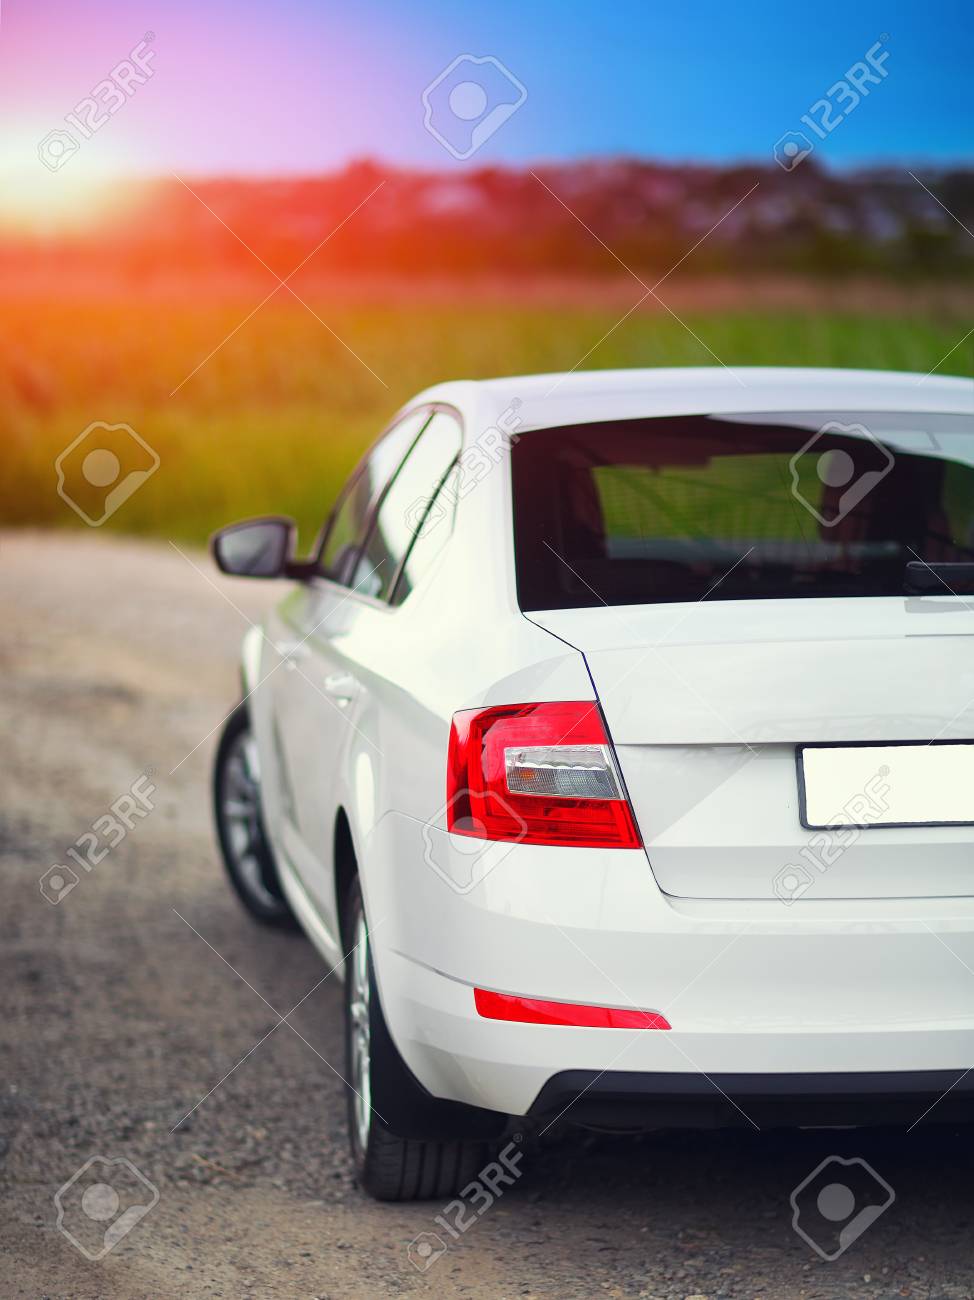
[211,517,315,580]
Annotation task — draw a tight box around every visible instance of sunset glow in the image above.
[0,131,151,232]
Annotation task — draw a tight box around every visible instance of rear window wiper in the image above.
[904,561,974,595]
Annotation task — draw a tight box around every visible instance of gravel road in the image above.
[3,529,974,1300]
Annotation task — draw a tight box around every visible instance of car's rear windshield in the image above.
[511,411,974,609]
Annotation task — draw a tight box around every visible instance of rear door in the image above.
[266,408,430,924]
[512,408,974,901]
[267,409,462,934]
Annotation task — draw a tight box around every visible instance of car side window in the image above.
[349,411,462,601]
[390,462,460,606]
[317,410,429,586]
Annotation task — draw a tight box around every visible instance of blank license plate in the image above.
[799,742,974,829]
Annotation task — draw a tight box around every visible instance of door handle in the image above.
[323,671,357,706]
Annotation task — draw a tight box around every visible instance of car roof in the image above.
[410,367,974,434]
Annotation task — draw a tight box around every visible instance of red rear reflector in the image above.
[475,988,671,1030]
[447,701,642,848]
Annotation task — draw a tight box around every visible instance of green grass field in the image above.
[3,292,971,546]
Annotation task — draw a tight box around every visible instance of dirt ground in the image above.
[3,529,974,1300]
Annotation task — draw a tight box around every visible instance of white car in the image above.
[212,366,974,1200]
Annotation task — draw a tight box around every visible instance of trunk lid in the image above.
[529,597,974,900]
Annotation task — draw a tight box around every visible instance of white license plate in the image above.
[799,742,974,829]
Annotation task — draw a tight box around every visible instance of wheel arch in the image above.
[334,807,358,951]
[239,624,266,698]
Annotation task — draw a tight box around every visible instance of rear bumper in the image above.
[530,1069,974,1131]
[365,814,974,1120]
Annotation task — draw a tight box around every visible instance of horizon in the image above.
[3,149,971,241]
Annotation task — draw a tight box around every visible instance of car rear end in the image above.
[379,376,974,1131]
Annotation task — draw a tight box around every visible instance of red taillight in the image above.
[446,700,641,848]
[475,988,670,1030]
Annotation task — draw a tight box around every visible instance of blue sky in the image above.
[2,0,971,175]
[400,0,973,166]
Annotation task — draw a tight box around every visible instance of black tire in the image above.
[343,875,507,1200]
[213,702,296,928]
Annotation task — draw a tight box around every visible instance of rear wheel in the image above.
[343,875,504,1200]
[213,702,296,928]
